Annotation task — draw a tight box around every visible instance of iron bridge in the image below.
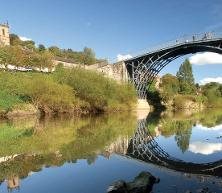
[124,32,222,98]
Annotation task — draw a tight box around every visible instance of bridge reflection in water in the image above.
[125,118,222,177]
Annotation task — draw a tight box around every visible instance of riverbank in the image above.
[0,67,137,118]
[147,75,222,112]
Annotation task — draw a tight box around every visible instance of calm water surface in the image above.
[0,110,222,193]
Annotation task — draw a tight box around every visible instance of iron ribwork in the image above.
[124,32,222,98]
[126,119,222,177]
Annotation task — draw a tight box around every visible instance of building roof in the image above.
[0,22,9,28]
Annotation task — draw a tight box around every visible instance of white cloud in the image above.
[200,77,222,85]
[19,36,32,41]
[117,54,132,62]
[189,52,222,65]
[196,124,222,131]
[189,141,222,155]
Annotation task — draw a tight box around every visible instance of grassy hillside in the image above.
[0,68,136,115]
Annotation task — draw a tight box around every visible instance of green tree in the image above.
[9,34,35,50]
[202,82,222,107]
[48,46,61,56]
[0,46,11,67]
[38,44,46,52]
[0,45,54,70]
[7,46,26,68]
[175,127,192,153]
[82,47,96,65]
[176,59,195,94]
[9,34,21,46]
[159,74,180,102]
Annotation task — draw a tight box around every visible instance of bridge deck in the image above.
[125,32,222,63]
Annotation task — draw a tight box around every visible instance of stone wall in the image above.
[53,59,81,68]
[54,59,129,83]
[85,61,128,82]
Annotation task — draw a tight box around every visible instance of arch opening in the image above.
[125,43,222,99]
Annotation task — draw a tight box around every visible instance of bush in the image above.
[0,68,136,114]
[53,67,137,111]
[0,71,80,113]
[22,75,79,113]
[202,82,222,107]
[0,45,54,69]
[159,74,179,102]
[173,95,198,109]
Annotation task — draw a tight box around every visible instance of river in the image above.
[0,109,221,193]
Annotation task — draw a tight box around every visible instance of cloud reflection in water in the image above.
[189,141,222,155]
[196,124,222,131]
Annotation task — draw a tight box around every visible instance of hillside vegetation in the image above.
[0,34,136,117]
[0,33,104,72]
[0,68,136,116]
[8,33,102,66]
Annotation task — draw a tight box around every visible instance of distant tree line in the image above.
[147,59,222,108]
[0,34,101,70]
[0,44,54,69]
[47,46,98,65]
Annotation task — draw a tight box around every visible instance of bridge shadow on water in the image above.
[125,111,222,177]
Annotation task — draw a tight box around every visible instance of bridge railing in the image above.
[122,31,222,61]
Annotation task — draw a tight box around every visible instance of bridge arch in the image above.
[124,34,222,98]
[126,119,222,177]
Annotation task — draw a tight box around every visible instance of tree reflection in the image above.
[0,113,137,186]
[146,108,222,153]
[175,125,192,153]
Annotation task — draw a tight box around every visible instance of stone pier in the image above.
[135,99,150,120]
